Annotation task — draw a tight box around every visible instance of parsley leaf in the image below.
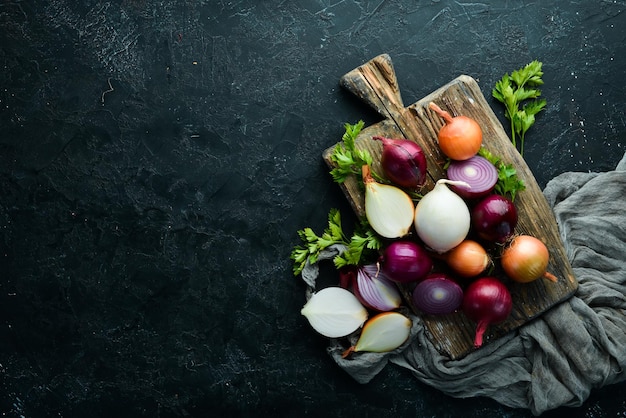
[478,148,526,201]
[334,223,382,269]
[330,121,382,183]
[492,61,546,155]
[290,208,382,275]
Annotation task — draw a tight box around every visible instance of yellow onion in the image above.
[301,287,368,338]
[443,240,491,278]
[429,102,482,161]
[501,235,558,283]
[362,165,414,239]
[341,311,412,358]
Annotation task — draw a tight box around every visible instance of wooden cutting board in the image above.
[323,54,578,360]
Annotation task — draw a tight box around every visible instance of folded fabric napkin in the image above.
[302,152,626,416]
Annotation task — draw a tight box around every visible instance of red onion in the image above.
[471,194,518,243]
[380,241,433,283]
[373,136,427,189]
[446,155,498,199]
[352,264,402,311]
[412,273,463,315]
[462,277,512,348]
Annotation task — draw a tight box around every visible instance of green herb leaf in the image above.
[523,98,547,117]
[290,208,381,275]
[478,148,526,201]
[493,60,546,155]
[514,88,541,102]
[329,120,380,184]
[510,60,544,88]
[334,223,383,269]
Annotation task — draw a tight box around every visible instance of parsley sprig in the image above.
[290,208,382,276]
[478,148,526,201]
[492,60,546,155]
[329,120,383,183]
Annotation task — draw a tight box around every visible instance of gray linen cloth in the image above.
[302,152,626,416]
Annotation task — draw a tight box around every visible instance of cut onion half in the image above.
[412,273,464,315]
[447,155,498,199]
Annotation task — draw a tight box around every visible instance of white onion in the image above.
[362,165,414,239]
[301,287,368,338]
[342,312,412,357]
[414,179,471,253]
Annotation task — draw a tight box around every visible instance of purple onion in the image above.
[373,136,427,189]
[412,273,463,315]
[446,155,498,199]
[352,264,402,312]
[471,194,518,243]
[462,277,512,347]
[381,241,433,283]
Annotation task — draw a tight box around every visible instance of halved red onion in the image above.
[412,273,463,315]
[446,155,498,199]
[353,264,402,312]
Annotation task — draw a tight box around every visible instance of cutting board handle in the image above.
[339,54,404,119]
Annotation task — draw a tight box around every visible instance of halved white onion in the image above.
[363,165,414,239]
[342,312,412,357]
[301,287,368,338]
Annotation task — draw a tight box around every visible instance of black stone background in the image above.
[1,1,625,417]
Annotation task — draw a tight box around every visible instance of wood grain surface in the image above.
[323,54,578,360]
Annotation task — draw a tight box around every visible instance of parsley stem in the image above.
[493,61,545,156]
[510,119,516,148]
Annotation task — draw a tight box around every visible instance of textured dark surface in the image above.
[1,1,624,417]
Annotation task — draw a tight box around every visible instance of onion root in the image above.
[543,271,558,282]
[474,320,489,348]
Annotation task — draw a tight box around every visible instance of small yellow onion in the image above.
[429,102,483,161]
[414,179,471,253]
[301,287,368,338]
[444,240,491,278]
[341,312,412,358]
[362,165,415,239]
